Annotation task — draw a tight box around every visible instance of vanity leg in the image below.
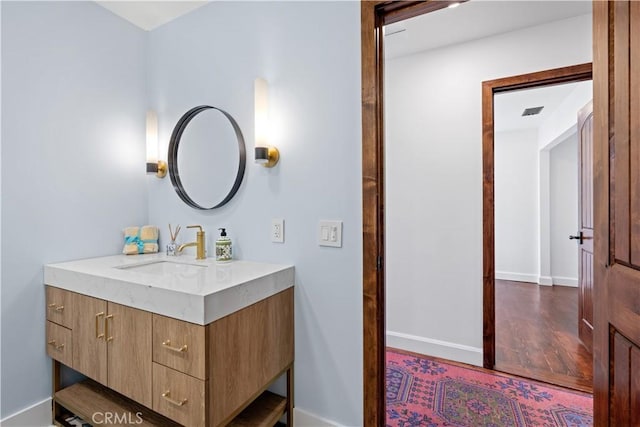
[52,360,61,423]
[286,366,294,426]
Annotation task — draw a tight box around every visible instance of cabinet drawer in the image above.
[153,314,206,380]
[152,363,206,427]
[46,286,73,328]
[46,321,72,366]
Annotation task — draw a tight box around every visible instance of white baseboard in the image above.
[386,331,482,367]
[495,271,538,284]
[294,407,343,426]
[496,272,577,287]
[0,398,52,427]
[538,275,553,286]
[552,276,578,287]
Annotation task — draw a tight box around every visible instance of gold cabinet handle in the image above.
[105,314,114,342]
[162,340,188,353]
[48,303,64,312]
[95,312,105,339]
[161,390,187,407]
[48,340,65,351]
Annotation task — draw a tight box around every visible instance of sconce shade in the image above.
[146,110,166,178]
[254,78,268,149]
[146,111,158,162]
[254,78,279,168]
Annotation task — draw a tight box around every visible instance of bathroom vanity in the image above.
[44,254,294,427]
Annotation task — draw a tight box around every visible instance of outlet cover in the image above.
[318,220,342,248]
[271,218,284,243]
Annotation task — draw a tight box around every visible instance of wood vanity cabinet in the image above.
[46,285,294,427]
[72,293,152,407]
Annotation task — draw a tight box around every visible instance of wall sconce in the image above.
[146,110,166,178]
[254,78,280,168]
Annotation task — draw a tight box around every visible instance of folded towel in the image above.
[140,225,159,254]
[140,225,158,241]
[123,225,159,255]
[122,227,140,255]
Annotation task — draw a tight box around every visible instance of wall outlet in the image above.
[318,220,342,247]
[271,218,284,243]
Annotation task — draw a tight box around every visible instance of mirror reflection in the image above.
[168,106,246,210]
[178,109,238,206]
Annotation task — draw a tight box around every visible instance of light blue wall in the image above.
[1,1,148,418]
[146,2,362,425]
[1,1,362,424]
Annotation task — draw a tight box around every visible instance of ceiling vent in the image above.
[521,106,544,116]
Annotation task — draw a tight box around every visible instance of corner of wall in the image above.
[294,407,343,427]
[0,398,52,427]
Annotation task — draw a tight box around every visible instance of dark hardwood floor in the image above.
[495,279,593,393]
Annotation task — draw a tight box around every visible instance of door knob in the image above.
[569,232,584,244]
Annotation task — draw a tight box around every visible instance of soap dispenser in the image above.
[215,228,232,263]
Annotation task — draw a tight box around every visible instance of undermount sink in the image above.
[116,260,207,275]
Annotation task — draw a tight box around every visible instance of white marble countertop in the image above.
[44,254,294,325]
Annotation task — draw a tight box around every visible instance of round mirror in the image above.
[168,106,246,210]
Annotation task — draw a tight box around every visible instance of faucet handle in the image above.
[187,225,203,233]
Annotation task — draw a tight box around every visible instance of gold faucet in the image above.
[177,225,206,260]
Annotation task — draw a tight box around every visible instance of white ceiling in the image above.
[494,80,591,133]
[96,1,210,31]
[384,1,592,60]
[384,1,592,134]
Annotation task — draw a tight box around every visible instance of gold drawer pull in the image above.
[95,312,105,339]
[105,314,114,342]
[48,303,64,312]
[161,390,187,407]
[48,340,65,351]
[162,340,188,353]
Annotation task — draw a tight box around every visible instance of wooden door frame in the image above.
[591,2,609,423]
[481,64,593,368]
[361,2,461,425]
[361,1,598,425]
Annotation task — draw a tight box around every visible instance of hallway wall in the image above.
[550,133,579,285]
[495,128,540,283]
[385,13,592,365]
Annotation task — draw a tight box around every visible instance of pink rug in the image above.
[386,348,593,426]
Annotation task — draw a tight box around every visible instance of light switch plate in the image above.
[318,220,342,247]
[271,218,284,243]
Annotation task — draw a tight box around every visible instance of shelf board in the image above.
[56,380,287,427]
[228,391,287,427]
[55,380,181,427]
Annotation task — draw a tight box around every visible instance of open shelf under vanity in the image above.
[53,379,287,427]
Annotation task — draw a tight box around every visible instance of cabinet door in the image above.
[72,293,107,384]
[107,302,152,408]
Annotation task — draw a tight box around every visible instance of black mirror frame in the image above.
[168,105,247,210]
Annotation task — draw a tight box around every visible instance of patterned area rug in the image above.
[386,348,593,427]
